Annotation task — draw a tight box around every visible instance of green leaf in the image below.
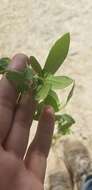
[30,56,42,75]
[46,75,73,89]
[44,33,70,74]
[0,57,11,74]
[24,67,33,81]
[6,69,32,93]
[6,70,28,93]
[6,68,33,83]
[66,82,75,105]
[35,81,51,101]
[6,70,25,84]
[57,82,75,110]
[44,90,60,112]
[57,114,75,135]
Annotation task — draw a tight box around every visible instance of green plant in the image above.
[0,33,75,136]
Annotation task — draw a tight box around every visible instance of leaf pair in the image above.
[35,75,74,103]
[30,33,72,102]
[30,33,70,75]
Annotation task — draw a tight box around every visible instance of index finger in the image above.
[0,54,28,144]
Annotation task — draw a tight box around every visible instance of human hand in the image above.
[0,54,55,190]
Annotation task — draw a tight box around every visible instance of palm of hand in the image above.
[0,149,43,190]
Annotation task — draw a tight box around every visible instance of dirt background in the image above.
[0,0,92,189]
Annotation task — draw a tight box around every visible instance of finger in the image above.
[5,92,36,158]
[25,106,55,183]
[0,54,28,144]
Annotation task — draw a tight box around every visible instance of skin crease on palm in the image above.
[0,54,55,190]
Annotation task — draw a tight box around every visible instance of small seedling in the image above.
[0,33,75,136]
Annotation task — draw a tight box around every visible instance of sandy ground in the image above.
[0,0,92,188]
